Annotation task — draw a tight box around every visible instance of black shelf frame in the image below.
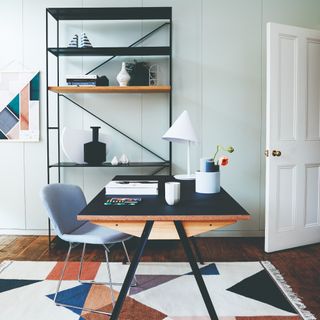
[48,46,171,57]
[46,7,172,245]
[49,161,170,168]
[47,7,172,21]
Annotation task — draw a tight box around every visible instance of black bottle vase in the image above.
[84,126,106,165]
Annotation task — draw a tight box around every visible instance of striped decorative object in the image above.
[79,32,92,48]
[68,34,78,48]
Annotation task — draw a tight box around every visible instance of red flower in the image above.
[219,156,229,166]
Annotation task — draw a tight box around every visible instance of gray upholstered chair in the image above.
[40,183,133,315]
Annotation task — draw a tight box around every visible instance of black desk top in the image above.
[78,175,250,222]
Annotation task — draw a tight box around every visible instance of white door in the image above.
[265,23,320,252]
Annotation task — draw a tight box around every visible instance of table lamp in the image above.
[162,110,197,180]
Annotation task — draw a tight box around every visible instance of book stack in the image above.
[66,75,97,86]
[105,180,158,195]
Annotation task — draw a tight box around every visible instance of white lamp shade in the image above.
[162,110,197,143]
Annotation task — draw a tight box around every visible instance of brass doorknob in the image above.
[272,150,281,157]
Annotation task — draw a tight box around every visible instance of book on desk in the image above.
[105,180,158,195]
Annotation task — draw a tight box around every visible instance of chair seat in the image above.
[61,222,132,245]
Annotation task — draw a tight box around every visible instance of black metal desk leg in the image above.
[190,236,205,265]
[174,221,219,320]
[110,221,154,320]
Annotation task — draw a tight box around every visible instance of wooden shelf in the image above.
[48,85,171,94]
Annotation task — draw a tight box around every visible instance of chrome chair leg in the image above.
[77,243,86,282]
[54,242,112,316]
[54,242,73,303]
[122,241,138,286]
[77,242,137,287]
[55,303,112,316]
[103,244,116,307]
[77,244,127,286]
[54,241,138,316]
[122,241,130,264]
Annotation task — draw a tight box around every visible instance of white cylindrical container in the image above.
[116,62,130,86]
[165,182,181,205]
[195,171,220,194]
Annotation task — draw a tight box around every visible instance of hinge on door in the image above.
[264,150,269,157]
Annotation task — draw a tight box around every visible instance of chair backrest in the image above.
[40,183,87,238]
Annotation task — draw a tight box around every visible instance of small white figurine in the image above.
[119,153,129,164]
[111,156,119,166]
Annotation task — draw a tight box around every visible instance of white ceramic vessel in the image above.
[116,62,130,86]
[195,171,220,194]
[165,182,181,205]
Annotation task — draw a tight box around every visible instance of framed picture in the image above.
[0,71,40,141]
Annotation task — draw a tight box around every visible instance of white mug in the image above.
[165,182,181,205]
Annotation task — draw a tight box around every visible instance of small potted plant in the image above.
[204,145,234,172]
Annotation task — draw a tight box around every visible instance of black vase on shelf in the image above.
[84,126,106,165]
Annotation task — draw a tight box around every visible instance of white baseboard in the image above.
[0,229,55,236]
[0,229,264,237]
[197,230,265,237]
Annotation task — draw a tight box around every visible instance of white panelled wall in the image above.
[0,0,320,235]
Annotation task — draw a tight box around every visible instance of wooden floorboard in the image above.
[0,235,17,251]
[0,236,319,318]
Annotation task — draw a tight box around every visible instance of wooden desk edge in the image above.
[77,214,250,222]
[77,215,249,239]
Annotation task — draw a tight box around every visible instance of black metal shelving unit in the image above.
[46,7,172,245]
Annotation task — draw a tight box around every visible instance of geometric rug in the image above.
[0,260,315,320]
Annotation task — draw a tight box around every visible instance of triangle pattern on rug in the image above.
[80,294,167,320]
[47,283,92,315]
[186,263,219,276]
[227,269,297,313]
[129,275,181,295]
[0,261,311,320]
[81,284,119,317]
[0,279,42,293]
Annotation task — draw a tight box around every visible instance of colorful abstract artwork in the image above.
[0,71,40,141]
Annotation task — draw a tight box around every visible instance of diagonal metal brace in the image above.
[60,94,167,162]
[86,22,170,75]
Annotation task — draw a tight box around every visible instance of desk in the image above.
[78,175,250,320]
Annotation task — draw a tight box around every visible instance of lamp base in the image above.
[174,174,195,180]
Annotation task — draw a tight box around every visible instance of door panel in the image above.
[277,165,296,231]
[305,164,320,226]
[266,23,320,252]
[306,39,320,140]
[279,35,297,141]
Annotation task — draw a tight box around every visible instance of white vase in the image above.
[116,62,130,86]
[195,171,220,194]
